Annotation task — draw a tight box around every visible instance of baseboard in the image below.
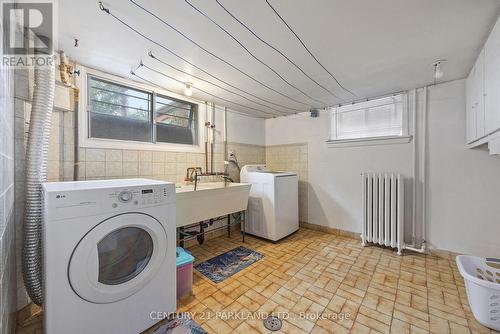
[299,222,462,259]
[299,221,361,240]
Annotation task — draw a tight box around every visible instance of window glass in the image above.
[330,94,407,141]
[97,227,153,285]
[156,94,198,145]
[87,75,199,146]
[88,76,153,142]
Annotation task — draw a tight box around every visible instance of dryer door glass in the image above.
[97,227,153,285]
[69,212,169,304]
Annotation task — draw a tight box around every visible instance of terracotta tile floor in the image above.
[16,228,499,334]
[149,228,499,334]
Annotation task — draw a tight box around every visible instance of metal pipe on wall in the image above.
[224,106,228,161]
[405,87,427,254]
[73,97,79,180]
[421,86,428,248]
[411,89,417,246]
[204,101,209,173]
[211,102,215,173]
[58,53,80,181]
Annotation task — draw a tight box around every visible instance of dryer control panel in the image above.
[43,180,175,221]
[108,186,173,208]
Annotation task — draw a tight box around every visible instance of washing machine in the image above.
[42,178,176,334]
[240,165,299,241]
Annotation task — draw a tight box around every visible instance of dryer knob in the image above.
[118,191,133,203]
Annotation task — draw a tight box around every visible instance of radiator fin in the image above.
[362,173,404,255]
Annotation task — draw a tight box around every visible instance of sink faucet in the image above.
[185,167,202,183]
[185,167,203,191]
[194,170,200,191]
[222,161,233,186]
[185,166,233,190]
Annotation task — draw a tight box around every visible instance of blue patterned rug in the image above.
[151,314,206,334]
[195,246,264,283]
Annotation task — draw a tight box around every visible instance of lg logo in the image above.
[2,2,53,55]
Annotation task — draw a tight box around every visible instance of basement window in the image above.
[86,75,199,147]
[155,94,198,145]
[327,93,411,147]
[88,76,153,142]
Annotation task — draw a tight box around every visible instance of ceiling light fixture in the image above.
[184,82,193,96]
[432,59,447,81]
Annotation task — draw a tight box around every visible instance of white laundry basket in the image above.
[456,255,500,331]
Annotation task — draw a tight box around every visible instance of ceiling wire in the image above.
[132,67,267,119]
[265,0,357,98]
[132,70,273,119]
[142,64,281,117]
[98,2,302,113]
[213,0,345,102]
[182,0,330,106]
[148,51,289,115]
[134,62,281,117]
[127,0,317,108]
[212,104,267,119]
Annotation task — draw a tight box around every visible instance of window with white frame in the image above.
[329,93,409,143]
[87,75,198,146]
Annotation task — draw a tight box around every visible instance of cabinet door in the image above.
[475,49,486,138]
[466,71,477,143]
[485,16,500,135]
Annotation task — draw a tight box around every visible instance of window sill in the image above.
[326,135,412,148]
[80,137,204,153]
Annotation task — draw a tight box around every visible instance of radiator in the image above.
[361,173,404,255]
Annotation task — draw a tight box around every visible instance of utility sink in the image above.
[175,182,251,227]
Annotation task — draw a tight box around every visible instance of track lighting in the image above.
[184,82,193,96]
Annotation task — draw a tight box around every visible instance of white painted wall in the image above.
[266,80,500,256]
[227,111,265,146]
[426,80,500,257]
[265,110,414,235]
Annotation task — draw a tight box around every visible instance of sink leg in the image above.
[179,227,185,248]
[197,222,205,245]
[242,211,246,243]
[227,214,231,238]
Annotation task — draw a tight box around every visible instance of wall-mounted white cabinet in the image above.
[466,15,500,154]
[466,78,476,143]
[485,17,500,135]
[466,50,485,143]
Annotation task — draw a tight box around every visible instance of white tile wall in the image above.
[1,64,18,333]
[80,148,206,183]
[13,70,30,311]
[13,67,77,310]
[267,143,309,222]
[226,142,266,182]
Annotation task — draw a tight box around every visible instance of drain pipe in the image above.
[23,60,56,305]
[405,86,427,254]
[224,106,228,162]
[204,102,209,173]
[421,86,428,250]
[210,103,215,174]
[411,89,417,246]
[58,51,80,180]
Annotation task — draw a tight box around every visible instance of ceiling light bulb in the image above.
[434,64,443,79]
[184,83,192,96]
[432,60,446,80]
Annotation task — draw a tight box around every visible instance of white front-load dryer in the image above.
[42,179,176,334]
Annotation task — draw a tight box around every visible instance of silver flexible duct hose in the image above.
[23,62,55,305]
